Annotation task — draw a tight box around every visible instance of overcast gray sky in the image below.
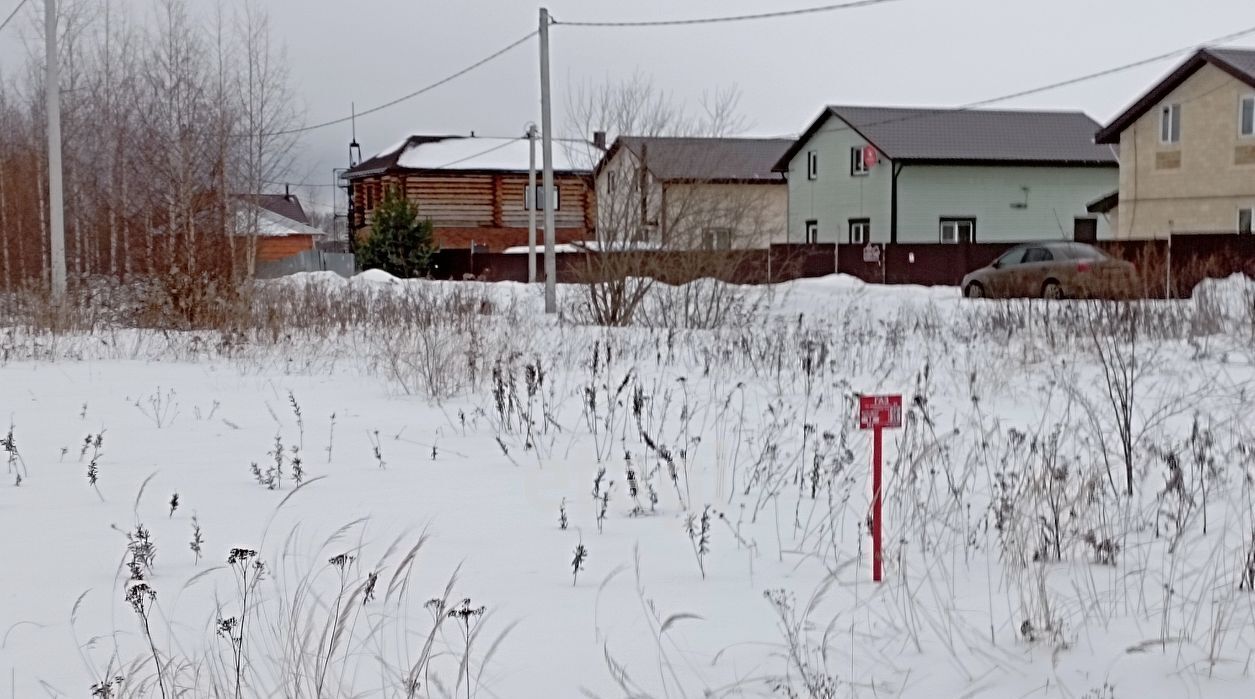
[6,0,1255,215]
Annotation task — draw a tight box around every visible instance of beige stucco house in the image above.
[1095,47,1255,239]
[593,137,791,250]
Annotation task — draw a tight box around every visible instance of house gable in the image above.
[595,136,789,248]
[784,112,893,244]
[1108,59,1255,238]
[1097,47,1255,144]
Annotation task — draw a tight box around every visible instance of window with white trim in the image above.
[1240,207,1253,234]
[850,147,869,176]
[1241,96,1255,137]
[1160,103,1181,144]
[939,218,975,244]
[702,228,733,250]
[804,219,819,244]
[607,170,618,192]
[806,151,819,180]
[524,185,560,211]
[848,218,870,244]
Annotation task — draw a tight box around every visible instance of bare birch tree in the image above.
[563,73,769,327]
[233,0,299,276]
[0,0,302,302]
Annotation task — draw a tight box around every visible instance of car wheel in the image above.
[1042,280,1064,300]
[964,282,985,299]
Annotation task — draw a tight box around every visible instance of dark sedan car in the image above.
[961,242,1137,299]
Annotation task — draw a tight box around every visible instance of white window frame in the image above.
[1160,103,1182,145]
[1241,95,1255,138]
[806,151,819,180]
[848,219,869,244]
[1240,207,1253,234]
[804,219,819,244]
[524,185,560,211]
[939,218,975,244]
[850,147,869,176]
[607,170,618,192]
[702,228,733,250]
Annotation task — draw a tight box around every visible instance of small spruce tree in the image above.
[356,187,435,278]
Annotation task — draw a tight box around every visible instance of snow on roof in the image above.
[501,243,584,254]
[237,206,326,238]
[372,138,412,160]
[395,137,586,173]
[500,240,662,254]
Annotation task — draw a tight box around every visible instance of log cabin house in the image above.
[343,135,595,251]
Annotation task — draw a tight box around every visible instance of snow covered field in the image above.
[2,273,1255,698]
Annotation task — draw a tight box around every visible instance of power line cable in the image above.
[552,0,904,27]
[264,179,339,188]
[477,133,595,144]
[269,30,538,137]
[960,24,1255,110]
[0,0,29,34]
[799,25,1255,142]
[430,137,523,169]
[285,30,1255,181]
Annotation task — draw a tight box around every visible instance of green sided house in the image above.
[774,106,1119,246]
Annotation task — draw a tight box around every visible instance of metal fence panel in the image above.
[255,250,356,279]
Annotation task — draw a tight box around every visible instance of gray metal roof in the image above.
[823,106,1117,164]
[1209,47,1255,82]
[254,194,310,225]
[614,137,792,182]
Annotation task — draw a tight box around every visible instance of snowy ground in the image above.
[2,273,1255,698]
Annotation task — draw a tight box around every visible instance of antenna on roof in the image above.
[349,102,361,167]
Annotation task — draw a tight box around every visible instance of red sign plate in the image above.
[859,394,902,430]
[863,145,878,168]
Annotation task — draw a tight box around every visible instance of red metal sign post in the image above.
[858,394,902,582]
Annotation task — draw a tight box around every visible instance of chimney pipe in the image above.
[593,131,607,150]
[284,183,291,201]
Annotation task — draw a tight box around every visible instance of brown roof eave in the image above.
[773,108,889,172]
[592,139,625,178]
[661,176,786,185]
[342,167,389,181]
[1087,190,1119,214]
[346,166,590,180]
[895,157,1117,167]
[1095,48,1255,144]
[772,108,837,172]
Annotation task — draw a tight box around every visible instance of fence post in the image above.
[1166,233,1173,299]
